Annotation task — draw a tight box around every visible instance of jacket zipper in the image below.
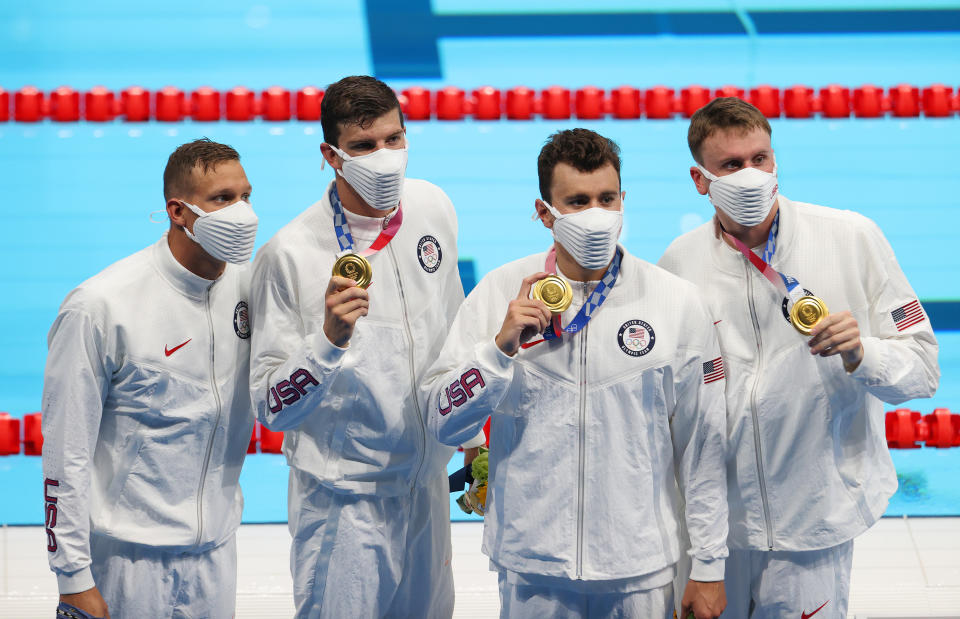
[388,243,427,491]
[745,263,775,550]
[576,282,589,579]
[196,285,224,546]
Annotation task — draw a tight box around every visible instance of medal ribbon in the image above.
[330,183,403,256]
[521,246,622,349]
[723,211,805,307]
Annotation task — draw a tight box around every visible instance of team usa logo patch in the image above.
[234,301,250,339]
[617,320,655,357]
[703,357,725,384]
[417,235,442,273]
[782,288,814,323]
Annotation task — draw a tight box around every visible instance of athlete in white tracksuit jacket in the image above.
[424,129,729,619]
[42,140,256,619]
[249,78,484,618]
[249,173,483,617]
[658,98,939,618]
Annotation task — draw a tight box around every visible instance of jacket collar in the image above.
[153,233,217,301]
[709,194,795,276]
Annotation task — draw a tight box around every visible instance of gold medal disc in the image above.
[789,295,829,336]
[332,253,373,289]
[532,275,573,314]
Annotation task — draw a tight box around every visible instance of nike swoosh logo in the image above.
[713,320,723,325]
[164,339,192,357]
[802,600,829,619]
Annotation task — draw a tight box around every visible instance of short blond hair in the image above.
[687,97,771,164]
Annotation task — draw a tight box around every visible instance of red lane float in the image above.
[819,85,851,118]
[259,425,284,454]
[680,85,711,118]
[645,86,675,119]
[155,86,185,122]
[749,85,781,118]
[262,86,291,121]
[541,86,571,120]
[22,412,42,455]
[784,85,815,118]
[575,86,605,120]
[226,86,256,122]
[85,86,116,122]
[0,413,20,456]
[436,86,465,121]
[14,86,45,122]
[401,87,430,121]
[472,86,501,120]
[922,84,953,117]
[0,87,9,122]
[50,86,80,122]
[296,87,323,121]
[610,86,641,119]
[122,86,151,121]
[506,86,535,120]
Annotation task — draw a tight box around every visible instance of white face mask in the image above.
[182,200,258,264]
[330,144,408,211]
[542,201,623,270]
[698,165,779,227]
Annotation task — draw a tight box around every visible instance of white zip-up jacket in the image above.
[249,179,467,496]
[422,248,729,584]
[42,235,254,594]
[658,196,939,552]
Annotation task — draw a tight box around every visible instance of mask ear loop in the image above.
[149,210,168,223]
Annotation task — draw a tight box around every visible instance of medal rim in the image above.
[332,253,373,289]
[790,295,828,335]
[532,275,573,314]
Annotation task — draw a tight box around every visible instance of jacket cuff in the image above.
[848,336,882,383]
[311,330,349,365]
[689,557,725,582]
[478,338,514,375]
[460,430,488,449]
[57,566,96,595]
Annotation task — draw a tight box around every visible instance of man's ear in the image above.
[690,166,710,196]
[320,143,341,171]
[167,199,187,229]
[534,199,554,229]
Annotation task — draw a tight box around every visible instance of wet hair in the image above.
[321,75,404,147]
[537,129,621,203]
[687,97,772,164]
[163,138,240,200]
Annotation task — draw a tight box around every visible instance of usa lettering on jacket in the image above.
[268,368,320,413]
[438,368,485,415]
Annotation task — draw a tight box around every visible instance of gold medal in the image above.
[532,275,573,314]
[790,295,829,336]
[332,253,372,289]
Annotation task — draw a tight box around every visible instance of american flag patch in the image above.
[703,357,724,384]
[892,300,925,332]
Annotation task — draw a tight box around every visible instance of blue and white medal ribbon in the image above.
[522,246,622,348]
[329,183,403,256]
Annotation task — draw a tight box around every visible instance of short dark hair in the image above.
[537,129,621,203]
[687,97,772,164]
[321,76,404,147]
[163,138,240,200]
